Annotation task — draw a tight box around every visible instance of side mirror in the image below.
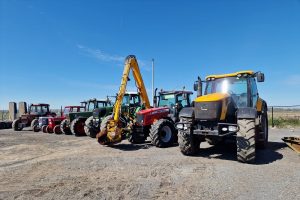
[257,72,265,82]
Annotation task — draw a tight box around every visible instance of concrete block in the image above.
[19,102,27,115]
[9,102,17,121]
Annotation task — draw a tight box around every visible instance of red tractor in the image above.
[42,106,85,134]
[12,103,56,132]
[131,90,193,147]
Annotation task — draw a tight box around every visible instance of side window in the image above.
[177,94,188,108]
[251,78,258,107]
[88,102,95,111]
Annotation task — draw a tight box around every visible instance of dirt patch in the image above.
[0,128,299,200]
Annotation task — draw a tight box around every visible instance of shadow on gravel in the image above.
[109,142,153,151]
[196,141,285,165]
[255,142,286,165]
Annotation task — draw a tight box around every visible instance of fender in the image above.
[237,107,257,119]
[179,107,194,118]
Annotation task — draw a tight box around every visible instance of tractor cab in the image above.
[156,90,193,119]
[29,104,50,116]
[87,98,112,111]
[63,106,86,117]
[121,92,142,119]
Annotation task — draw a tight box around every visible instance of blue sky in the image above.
[1,0,300,109]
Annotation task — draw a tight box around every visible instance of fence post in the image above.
[272,106,274,127]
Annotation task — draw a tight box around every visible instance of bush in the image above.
[269,117,300,128]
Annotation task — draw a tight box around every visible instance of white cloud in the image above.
[76,44,151,71]
[77,44,124,62]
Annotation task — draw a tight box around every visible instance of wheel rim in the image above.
[160,126,172,143]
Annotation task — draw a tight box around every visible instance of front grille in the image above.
[194,101,222,120]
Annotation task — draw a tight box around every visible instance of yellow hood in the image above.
[194,93,229,102]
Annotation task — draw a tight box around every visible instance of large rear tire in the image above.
[84,116,98,138]
[257,107,268,149]
[70,118,86,136]
[237,119,256,163]
[31,119,39,132]
[12,119,23,131]
[149,119,176,148]
[178,118,200,155]
[60,119,71,135]
[54,125,62,134]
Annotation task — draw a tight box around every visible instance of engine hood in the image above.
[194,93,229,103]
[137,107,169,115]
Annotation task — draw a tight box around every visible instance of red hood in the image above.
[137,107,169,115]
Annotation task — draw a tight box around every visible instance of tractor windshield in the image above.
[159,94,176,107]
[97,102,107,108]
[122,95,141,106]
[205,77,248,107]
[88,102,97,111]
[30,105,49,115]
[64,107,71,115]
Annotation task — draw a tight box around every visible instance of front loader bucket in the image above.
[282,137,300,154]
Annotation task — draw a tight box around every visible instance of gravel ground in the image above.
[0,128,299,200]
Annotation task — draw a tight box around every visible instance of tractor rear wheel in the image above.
[70,118,86,136]
[42,125,48,133]
[149,119,176,148]
[84,116,98,138]
[257,107,268,149]
[54,125,62,134]
[46,125,53,134]
[178,118,200,155]
[31,119,39,132]
[237,119,256,163]
[60,119,71,135]
[12,119,23,131]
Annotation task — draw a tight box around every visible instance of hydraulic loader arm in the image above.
[113,55,151,122]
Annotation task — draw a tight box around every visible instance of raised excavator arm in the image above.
[97,55,151,144]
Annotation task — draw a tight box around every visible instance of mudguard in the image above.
[179,107,194,118]
[237,107,257,119]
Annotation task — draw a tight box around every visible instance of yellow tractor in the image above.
[96,55,151,145]
[176,71,268,163]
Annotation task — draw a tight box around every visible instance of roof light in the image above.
[237,74,242,78]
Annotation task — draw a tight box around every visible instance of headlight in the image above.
[229,126,237,132]
[176,123,184,129]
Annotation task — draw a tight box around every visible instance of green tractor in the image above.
[60,98,112,136]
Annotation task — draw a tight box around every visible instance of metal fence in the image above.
[268,105,300,127]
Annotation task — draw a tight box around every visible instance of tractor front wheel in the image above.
[54,125,62,134]
[237,119,256,163]
[42,125,48,133]
[84,116,98,138]
[178,118,200,155]
[60,119,71,135]
[46,125,53,134]
[70,118,86,136]
[12,119,23,131]
[31,119,39,132]
[149,119,176,148]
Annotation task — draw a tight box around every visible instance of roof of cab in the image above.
[159,90,193,95]
[206,70,254,80]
